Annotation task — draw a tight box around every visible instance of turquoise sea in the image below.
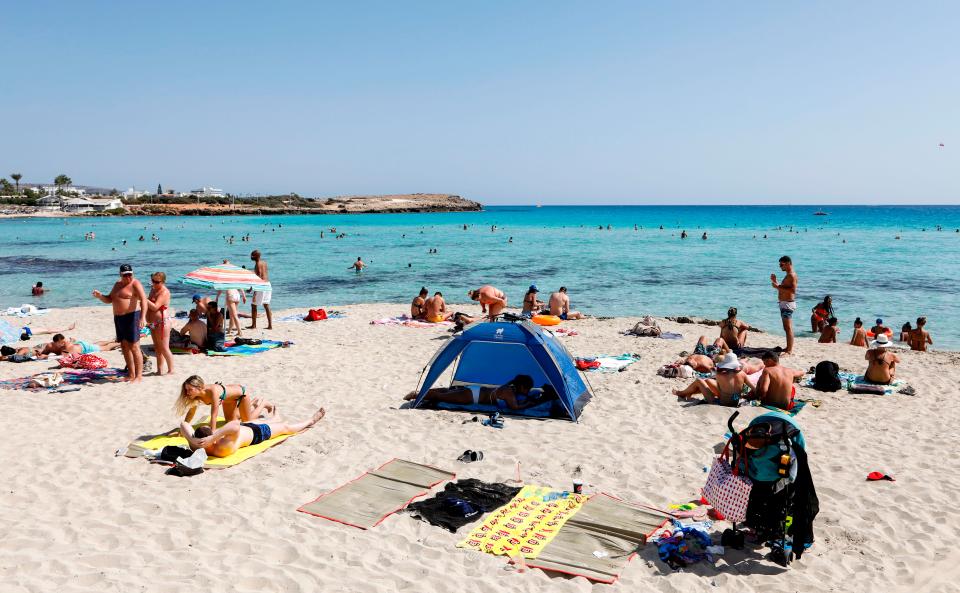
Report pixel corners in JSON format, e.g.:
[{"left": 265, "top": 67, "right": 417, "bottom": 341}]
[{"left": 2, "top": 205, "right": 959, "bottom": 348}]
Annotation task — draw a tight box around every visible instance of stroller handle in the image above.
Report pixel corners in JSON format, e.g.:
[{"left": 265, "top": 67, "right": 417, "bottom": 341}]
[{"left": 727, "top": 411, "right": 740, "bottom": 436}]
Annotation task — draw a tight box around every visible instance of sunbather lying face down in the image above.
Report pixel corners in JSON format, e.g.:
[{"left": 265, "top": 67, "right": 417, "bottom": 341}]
[
  {"left": 180, "top": 407, "right": 325, "bottom": 458},
  {"left": 405, "top": 374, "right": 553, "bottom": 410},
  {"left": 176, "top": 375, "right": 278, "bottom": 432}
]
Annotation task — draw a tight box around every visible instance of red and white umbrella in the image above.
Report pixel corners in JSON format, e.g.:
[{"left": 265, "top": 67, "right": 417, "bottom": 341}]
[{"left": 181, "top": 263, "right": 271, "bottom": 292}]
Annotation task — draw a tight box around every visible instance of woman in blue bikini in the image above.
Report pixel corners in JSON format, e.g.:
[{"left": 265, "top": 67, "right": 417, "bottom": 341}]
[{"left": 175, "top": 375, "right": 278, "bottom": 431}]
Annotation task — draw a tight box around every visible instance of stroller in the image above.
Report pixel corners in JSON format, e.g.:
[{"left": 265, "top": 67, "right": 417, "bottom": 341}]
[{"left": 719, "top": 411, "right": 819, "bottom": 566}]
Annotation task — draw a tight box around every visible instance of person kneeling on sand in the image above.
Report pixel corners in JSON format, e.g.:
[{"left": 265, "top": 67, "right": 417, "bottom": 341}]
[
  {"left": 424, "top": 291, "right": 454, "bottom": 323},
  {"left": 818, "top": 317, "right": 839, "bottom": 343},
  {"left": 754, "top": 351, "right": 806, "bottom": 410},
  {"left": 865, "top": 334, "right": 899, "bottom": 384},
  {"left": 406, "top": 374, "right": 549, "bottom": 410},
  {"left": 176, "top": 375, "right": 278, "bottom": 432},
  {"left": 672, "top": 353, "right": 754, "bottom": 406},
  {"left": 180, "top": 407, "right": 326, "bottom": 458},
  {"left": 175, "top": 309, "right": 207, "bottom": 349}
]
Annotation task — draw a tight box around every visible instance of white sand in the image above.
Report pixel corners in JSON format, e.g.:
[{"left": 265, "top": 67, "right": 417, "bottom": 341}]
[{"left": 1, "top": 304, "right": 958, "bottom": 592}]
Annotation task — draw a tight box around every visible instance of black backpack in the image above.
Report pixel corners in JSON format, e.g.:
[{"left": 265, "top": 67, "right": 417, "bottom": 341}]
[{"left": 812, "top": 360, "right": 842, "bottom": 392}]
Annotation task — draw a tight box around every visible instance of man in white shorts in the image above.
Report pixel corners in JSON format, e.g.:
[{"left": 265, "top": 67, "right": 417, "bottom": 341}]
[
  {"left": 248, "top": 250, "right": 273, "bottom": 330},
  {"left": 770, "top": 255, "right": 797, "bottom": 355}
]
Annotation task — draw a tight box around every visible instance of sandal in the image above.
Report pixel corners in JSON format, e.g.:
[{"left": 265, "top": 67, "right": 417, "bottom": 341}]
[{"left": 457, "top": 450, "right": 484, "bottom": 463}]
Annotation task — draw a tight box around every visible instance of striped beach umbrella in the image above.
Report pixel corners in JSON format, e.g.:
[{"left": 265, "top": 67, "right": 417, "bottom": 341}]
[{"left": 181, "top": 263, "right": 271, "bottom": 292}]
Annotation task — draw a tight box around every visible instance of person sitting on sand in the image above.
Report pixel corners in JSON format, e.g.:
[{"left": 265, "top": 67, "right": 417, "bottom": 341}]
[
  {"left": 548, "top": 287, "right": 584, "bottom": 320},
  {"left": 405, "top": 375, "right": 545, "bottom": 410},
  {"left": 870, "top": 318, "right": 890, "bottom": 338},
  {"left": 521, "top": 285, "right": 541, "bottom": 318},
  {"left": 176, "top": 375, "right": 278, "bottom": 432},
  {"left": 423, "top": 291, "right": 453, "bottom": 323},
  {"left": 179, "top": 407, "right": 326, "bottom": 458},
  {"left": 811, "top": 296, "right": 833, "bottom": 332},
  {"left": 468, "top": 285, "right": 508, "bottom": 320},
  {"left": 205, "top": 301, "right": 226, "bottom": 352},
  {"left": 411, "top": 287, "right": 428, "bottom": 319},
  {"left": 909, "top": 317, "right": 933, "bottom": 352},
  {"left": 672, "top": 353, "right": 753, "bottom": 407},
  {"left": 899, "top": 321, "right": 912, "bottom": 343},
  {"left": 865, "top": 334, "right": 900, "bottom": 384},
  {"left": 31, "top": 281, "right": 45, "bottom": 296},
  {"left": 850, "top": 317, "right": 868, "bottom": 347},
  {"left": 176, "top": 309, "right": 207, "bottom": 349},
  {"left": 719, "top": 307, "right": 749, "bottom": 350},
  {"left": 754, "top": 351, "right": 805, "bottom": 410},
  {"left": 818, "top": 317, "right": 839, "bottom": 343}
]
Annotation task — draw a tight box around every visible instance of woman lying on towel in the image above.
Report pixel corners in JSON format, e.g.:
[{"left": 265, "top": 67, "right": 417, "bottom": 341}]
[
  {"left": 406, "top": 374, "right": 554, "bottom": 410},
  {"left": 176, "top": 375, "right": 278, "bottom": 431}
]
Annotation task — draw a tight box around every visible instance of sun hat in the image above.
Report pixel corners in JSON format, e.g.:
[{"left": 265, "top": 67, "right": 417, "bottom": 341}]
[
  {"left": 871, "top": 334, "right": 892, "bottom": 348},
  {"left": 119, "top": 263, "right": 133, "bottom": 275},
  {"left": 529, "top": 285, "right": 539, "bottom": 292},
  {"left": 716, "top": 352, "right": 741, "bottom": 370}
]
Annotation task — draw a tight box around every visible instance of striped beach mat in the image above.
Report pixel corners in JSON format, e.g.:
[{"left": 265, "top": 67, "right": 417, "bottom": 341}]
[{"left": 298, "top": 459, "right": 455, "bottom": 529}]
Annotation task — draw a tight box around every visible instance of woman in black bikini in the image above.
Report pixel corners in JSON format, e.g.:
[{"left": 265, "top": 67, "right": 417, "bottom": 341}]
[{"left": 175, "top": 375, "right": 277, "bottom": 431}]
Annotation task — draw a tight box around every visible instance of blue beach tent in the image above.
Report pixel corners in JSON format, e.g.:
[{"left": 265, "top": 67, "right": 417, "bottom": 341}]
[{"left": 412, "top": 320, "right": 592, "bottom": 421}]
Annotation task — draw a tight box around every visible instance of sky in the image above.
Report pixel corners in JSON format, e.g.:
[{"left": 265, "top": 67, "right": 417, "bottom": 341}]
[{"left": 0, "top": 1, "right": 957, "bottom": 204}]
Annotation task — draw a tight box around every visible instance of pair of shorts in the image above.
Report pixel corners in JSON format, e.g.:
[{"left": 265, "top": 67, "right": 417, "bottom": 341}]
[
  {"left": 428, "top": 315, "right": 444, "bottom": 323},
  {"left": 778, "top": 301, "right": 797, "bottom": 319},
  {"left": 76, "top": 340, "right": 100, "bottom": 354},
  {"left": 206, "top": 332, "right": 225, "bottom": 352},
  {"left": 694, "top": 343, "right": 719, "bottom": 357},
  {"left": 253, "top": 290, "right": 272, "bottom": 306},
  {"left": 114, "top": 311, "right": 141, "bottom": 343},
  {"left": 241, "top": 422, "right": 272, "bottom": 446},
  {"left": 559, "top": 313, "right": 568, "bottom": 320}
]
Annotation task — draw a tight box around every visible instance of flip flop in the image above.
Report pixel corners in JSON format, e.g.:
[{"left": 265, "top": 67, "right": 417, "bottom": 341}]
[
  {"left": 866, "top": 471, "right": 895, "bottom": 481},
  {"left": 457, "top": 450, "right": 484, "bottom": 463}
]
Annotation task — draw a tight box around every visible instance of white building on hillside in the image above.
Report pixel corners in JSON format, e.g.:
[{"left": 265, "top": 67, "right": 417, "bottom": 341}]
[
  {"left": 39, "top": 185, "right": 86, "bottom": 196},
  {"left": 123, "top": 187, "right": 150, "bottom": 199},
  {"left": 61, "top": 197, "right": 123, "bottom": 213},
  {"left": 182, "top": 186, "right": 225, "bottom": 198}
]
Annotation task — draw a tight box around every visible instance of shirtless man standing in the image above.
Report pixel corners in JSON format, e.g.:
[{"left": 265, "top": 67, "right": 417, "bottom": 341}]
[
  {"left": 770, "top": 255, "right": 797, "bottom": 354},
  {"left": 92, "top": 264, "right": 148, "bottom": 383},
  {"left": 754, "top": 351, "right": 805, "bottom": 410},
  {"left": 248, "top": 250, "right": 272, "bottom": 330},
  {"left": 909, "top": 317, "right": 933, "bottom": 352},
  {"left": 865, "top": 334, "right": 900, "bottom": 383},
  {"left": 548, "top": 287, "right": 584, "bottom": 320},
  {"left": 179, "top": 407, "right": 325, "bottom": 458},
  {"left": 411, "top": 287, "right": 428, "bottom": 319},
  {"left": 423, "top": 291, "right": 453, "bottom": 323},
  {"left": 468, "top": 285, "right": 507, "bottom": 320}
]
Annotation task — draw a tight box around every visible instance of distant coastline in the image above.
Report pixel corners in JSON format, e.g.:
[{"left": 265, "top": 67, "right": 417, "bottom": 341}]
[{"left": 0, "top": 194, "right": 482, "bottom": 218}]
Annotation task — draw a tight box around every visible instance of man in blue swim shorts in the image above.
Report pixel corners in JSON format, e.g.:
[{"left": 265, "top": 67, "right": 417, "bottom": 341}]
[
  {"left": 178, "top": 406, "right": 326, "bottom": 458},
  {"left": 93, "top": 264, "right": 149, "bottom": 382},
  {"left": 770, "top": 255, "right": 798, "bottom": 355}
]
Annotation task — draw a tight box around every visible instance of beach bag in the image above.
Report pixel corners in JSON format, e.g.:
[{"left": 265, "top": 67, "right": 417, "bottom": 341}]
[
  {"left": 575, "top": 358, "right": 601, "bottom": 371},
  {"left": 306, "top": 308, "right": 327, "bottom": 322},
  {"left": 702, "top": 444, "right": 753, "bottom": 523},
  {"left": 811, "top": 361, "right": 841, "bottom": 392},
  {"left": 629, "top": 316, "right": 661, "bottom": 337}
]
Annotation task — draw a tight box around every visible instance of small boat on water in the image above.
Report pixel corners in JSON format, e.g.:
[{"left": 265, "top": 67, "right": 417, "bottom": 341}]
[{"left": 813, "top": 210, "right": 828, "bottom": 216}]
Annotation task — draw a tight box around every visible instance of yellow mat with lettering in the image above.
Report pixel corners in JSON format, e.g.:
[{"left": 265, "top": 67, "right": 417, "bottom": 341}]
[
  {"left": 129, "top": 418, "right": 291, "bottom": 468},
  {"left": 457, "top": 485, "right": 587, "bottom": 559}
]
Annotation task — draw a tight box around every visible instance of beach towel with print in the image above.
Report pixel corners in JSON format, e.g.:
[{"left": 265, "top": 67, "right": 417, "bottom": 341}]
[
  {"left": 126, "top": 417, "right": 293, "bottom": 468},
  {"left": 458, "top": 485, "right": 588, "bottom": 559},
  {"left": 207, "top": 340, "right": 289, "bottom": 356},
  {"left": 299, "top": 459, "right": 455, "bottom": 529},
  {"left": 370, "top": 315, "right": 453, "bottom": 328},
  {"left": 575, "top": 354, "right": 638, "bottom": 373}
]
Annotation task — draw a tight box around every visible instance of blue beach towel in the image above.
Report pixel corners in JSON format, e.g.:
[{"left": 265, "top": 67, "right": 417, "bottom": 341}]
[{"left": 207, "top": 340, "right": 290, "bottom": 356}]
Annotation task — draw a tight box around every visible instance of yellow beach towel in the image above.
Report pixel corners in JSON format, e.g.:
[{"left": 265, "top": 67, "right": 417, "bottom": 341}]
[
  {"left": 128, "top": 418, "right": 291, "bottom": 468},
  {"left": 457, "top": 485, "right": 587, "bottom": 559}
]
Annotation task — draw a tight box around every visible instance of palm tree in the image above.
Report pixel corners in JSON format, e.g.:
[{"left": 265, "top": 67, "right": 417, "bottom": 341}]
[
  {"left": 10, "top": 173, "right": 22, "bottom": 194},
  {"left": 54, "top": 174, "right": 72, "bottom": 194}
]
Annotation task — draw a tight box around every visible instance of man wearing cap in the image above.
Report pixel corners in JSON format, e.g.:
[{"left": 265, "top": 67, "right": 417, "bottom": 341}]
[
  {"left": 870, "top": 318, "right": 890, "bottom": 338},
  {"left": 770, "top": 255, "right": 797, "bottom": 354},
  {"left": 92, "top": 264, "right": 149, "bottom": 383},
  {"left": 672, "top": 352, "right": 754, "bottom": 407},
  {"left": 191, "top": 294, "right": 211, "bottom": 318},
  {"left": 865, "top": 334, "right": 899, "bottom": 384},
  {"left": 521, "top": 285, "right": 542, "bottom": 318}
]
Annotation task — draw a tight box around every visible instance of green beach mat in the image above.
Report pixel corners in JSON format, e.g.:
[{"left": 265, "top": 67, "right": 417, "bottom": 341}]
[{"left": 298, "top": 459, "right": 455, "bottom": 529}]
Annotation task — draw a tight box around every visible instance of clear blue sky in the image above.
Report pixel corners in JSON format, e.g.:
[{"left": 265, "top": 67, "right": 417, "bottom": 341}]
[{"left": 1, "top": 1, "right": 956, "bottom": 204}]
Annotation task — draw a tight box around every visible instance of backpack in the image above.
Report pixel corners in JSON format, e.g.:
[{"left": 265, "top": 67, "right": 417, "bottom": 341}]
[{"left": 811, "top": 360, "right": 842, "bottom": 392}]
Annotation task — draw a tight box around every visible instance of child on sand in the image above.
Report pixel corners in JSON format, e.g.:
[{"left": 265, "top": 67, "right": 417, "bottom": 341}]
[
  {"left": 176, "top": 375, "right": 277, "bottom": 432},
  {"left": 909, "top": 317, "right": 933, "bottom": 352},
  {"left": 818, "top": 317, "right": 838, "bottom": 343},
  {"left": 850, "top": 318, "right": 868, "bottom": 347}
]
